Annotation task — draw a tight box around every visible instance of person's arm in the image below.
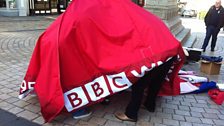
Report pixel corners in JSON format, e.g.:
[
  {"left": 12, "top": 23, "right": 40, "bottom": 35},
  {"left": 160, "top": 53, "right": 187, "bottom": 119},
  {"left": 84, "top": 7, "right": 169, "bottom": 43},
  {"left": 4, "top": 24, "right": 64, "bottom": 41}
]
[
  {"left": 204, "top": 6, "right": 213, "bottom": 26},
  {"left": 218, "top": 7, "right": 224, "bottom": 28}
]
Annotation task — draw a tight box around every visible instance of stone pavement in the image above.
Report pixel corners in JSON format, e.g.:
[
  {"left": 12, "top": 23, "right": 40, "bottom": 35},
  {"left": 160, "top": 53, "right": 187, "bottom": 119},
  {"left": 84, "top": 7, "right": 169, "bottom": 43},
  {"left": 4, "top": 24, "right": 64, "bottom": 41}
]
[
  {"left": 0, "top": 16, "right": 224, "bottom": 126},
  {"left": 0, "top": 109, "right": 40, "bottom": 126}
]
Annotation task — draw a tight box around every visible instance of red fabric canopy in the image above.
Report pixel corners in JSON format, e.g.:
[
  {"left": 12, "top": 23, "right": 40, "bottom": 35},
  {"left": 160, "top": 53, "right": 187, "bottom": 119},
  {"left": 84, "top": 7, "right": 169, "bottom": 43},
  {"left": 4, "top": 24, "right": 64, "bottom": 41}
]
[{"left": 19, "top": 0, "right": 185, "bottom": 122}]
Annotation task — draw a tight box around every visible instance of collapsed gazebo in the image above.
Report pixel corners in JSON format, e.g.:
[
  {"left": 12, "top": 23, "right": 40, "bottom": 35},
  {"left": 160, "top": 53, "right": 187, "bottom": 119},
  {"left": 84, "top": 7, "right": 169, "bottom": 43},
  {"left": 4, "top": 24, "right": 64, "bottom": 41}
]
[{"left": 19, "top": 0, "right": 185, "bottom": 122}]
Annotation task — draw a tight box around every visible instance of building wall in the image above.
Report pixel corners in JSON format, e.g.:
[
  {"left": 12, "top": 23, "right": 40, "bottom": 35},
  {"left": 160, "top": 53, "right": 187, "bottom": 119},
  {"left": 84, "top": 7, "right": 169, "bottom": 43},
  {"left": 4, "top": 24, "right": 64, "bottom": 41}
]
[
  {"left": 4, "top": 0, "right": 209, "bottom": 17},
  {"left": 0, "top": 0, "right": 29, "bottom": 16},
  {"left": 0, "top": 0, "right": 145, "bottom": 16}
]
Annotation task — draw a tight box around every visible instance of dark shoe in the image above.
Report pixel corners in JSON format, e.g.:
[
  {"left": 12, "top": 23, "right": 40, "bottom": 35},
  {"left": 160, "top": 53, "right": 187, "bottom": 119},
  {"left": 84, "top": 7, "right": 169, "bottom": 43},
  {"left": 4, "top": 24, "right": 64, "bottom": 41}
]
[
  {"left": 72, "top": 109, "right": 92, "bottom": 119},
  {"left": 211, "top": 49, "right": 214, "bottom": 52},
  {"left": 101, "top": 98, "right": 110, "bottom": 105},
  {"left": 115, "top": 112, "right": 137, "bottom": 122}
]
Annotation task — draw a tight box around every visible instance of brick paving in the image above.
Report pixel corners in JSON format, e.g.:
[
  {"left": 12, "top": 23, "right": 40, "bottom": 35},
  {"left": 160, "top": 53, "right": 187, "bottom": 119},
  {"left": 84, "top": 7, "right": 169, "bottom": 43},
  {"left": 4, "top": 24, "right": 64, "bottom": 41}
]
[{"left": 0, "top": 16, "right": 224, "bottom": 126}]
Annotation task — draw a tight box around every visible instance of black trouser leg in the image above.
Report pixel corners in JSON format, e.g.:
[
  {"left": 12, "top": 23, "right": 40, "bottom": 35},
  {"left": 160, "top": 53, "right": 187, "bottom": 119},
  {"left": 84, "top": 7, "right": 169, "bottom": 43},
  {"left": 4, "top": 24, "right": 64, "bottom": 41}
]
[
  {"left": 125, "top": 57, "right": 175, "bottom": 119},
  {"left": 125, "top": 78, "right": 146, "bottom": 120},
  {"left": 202, "top": 26, "right": 213, "bottom": 50},
  {"left": 144, "top": 58, "right": 174, "bottom": 112},
  {"left": 211, "top": 28, "right": 220, "bottom": 50}
]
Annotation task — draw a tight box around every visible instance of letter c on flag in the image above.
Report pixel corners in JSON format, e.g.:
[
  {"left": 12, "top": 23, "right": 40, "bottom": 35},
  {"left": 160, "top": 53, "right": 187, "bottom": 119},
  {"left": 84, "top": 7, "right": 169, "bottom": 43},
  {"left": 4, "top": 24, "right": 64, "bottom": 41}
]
[{"left": 113, "top": 77, "right": 127, "bottom": 88}]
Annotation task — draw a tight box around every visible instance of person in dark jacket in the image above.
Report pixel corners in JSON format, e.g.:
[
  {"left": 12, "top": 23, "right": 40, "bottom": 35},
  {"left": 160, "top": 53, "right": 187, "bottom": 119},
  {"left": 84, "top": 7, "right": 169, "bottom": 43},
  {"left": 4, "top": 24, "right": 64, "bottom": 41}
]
[{"left": 202, "top": 0, "right": 224, "bottom": 52}]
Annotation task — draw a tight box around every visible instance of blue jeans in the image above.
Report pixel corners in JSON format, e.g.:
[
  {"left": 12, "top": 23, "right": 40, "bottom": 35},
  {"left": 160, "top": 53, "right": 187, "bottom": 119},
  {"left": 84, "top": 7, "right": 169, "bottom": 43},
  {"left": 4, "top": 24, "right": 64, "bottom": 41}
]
[{"left": 202, "top": 26, "right": 220, "bottom": 50}]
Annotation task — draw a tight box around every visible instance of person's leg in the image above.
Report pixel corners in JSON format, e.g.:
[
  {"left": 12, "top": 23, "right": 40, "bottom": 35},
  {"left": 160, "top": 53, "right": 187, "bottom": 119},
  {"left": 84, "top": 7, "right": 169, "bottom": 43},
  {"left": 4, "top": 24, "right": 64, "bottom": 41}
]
[
  {"left": 115, "top": 69, "right": 152, "bottom": 121},
  {"left": 115, "top": 57, "right": 175, "bottom": 121},
  {"left": 202, "top": 26, "right": 213, "bottom": 51},
  {"left": 211, "top": 28, "right": 220, "bottom": 51},
  {"left": 144, "top": 57, "right": 175, "bottom": 112},
  {"left": 124, "top": 79, "right": 147, "bottom": 120}
]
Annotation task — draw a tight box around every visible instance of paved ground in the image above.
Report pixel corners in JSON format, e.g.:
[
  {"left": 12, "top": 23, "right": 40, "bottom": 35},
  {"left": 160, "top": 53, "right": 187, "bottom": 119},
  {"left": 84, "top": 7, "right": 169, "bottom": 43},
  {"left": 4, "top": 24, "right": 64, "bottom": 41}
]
[
  {"left": 0, "top": 109, "right": 40, "bottom": 126},
  {"left": 0, "top": 16, "right": 224, "bottom": 126}
]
